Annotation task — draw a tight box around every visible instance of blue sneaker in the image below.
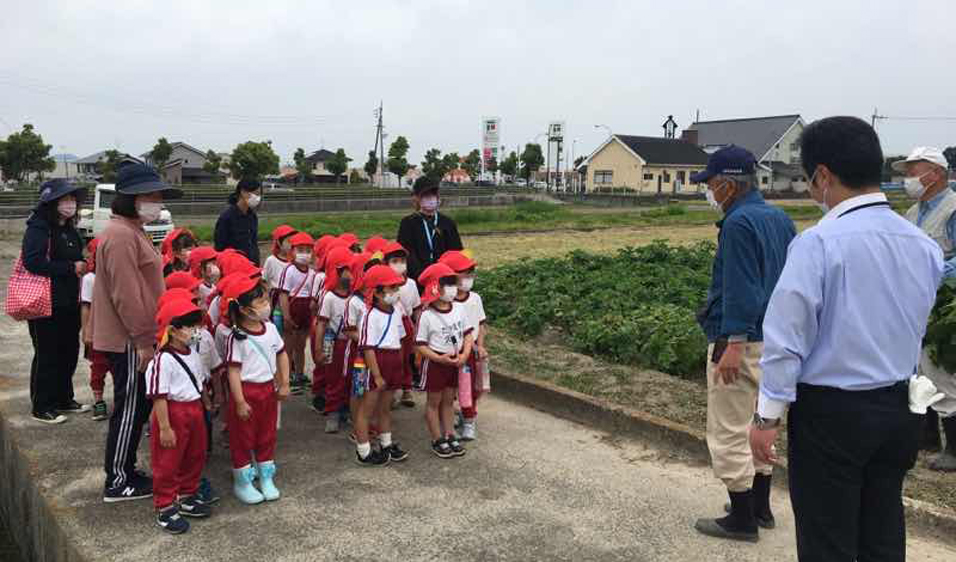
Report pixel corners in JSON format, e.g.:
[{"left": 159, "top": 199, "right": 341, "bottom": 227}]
[
  {"left": 157, "top": 505, "right": 189, "bottom": 534},
  {"left": 196, "top": 477, "right": 220, "bottom": 506}
]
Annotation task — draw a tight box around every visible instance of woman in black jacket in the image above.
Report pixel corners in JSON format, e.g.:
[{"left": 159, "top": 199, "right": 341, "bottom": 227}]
[
  {"left": 22, "top": 179, "right": 90, "bottom": 424},
  {"left": 214, "top": 179, "right": 261, "bottom": 265},
  {"left": 396, "top": 176, "right": 463, "bottom": 282}
]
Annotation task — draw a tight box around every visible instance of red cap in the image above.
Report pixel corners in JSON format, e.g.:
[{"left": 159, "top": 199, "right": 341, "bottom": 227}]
[
  {"left": 418, "top": 262, "right": 456, "bottom": 306},
  {"left": 158, "top": 288, "right": 199, "bottom": 311},
  {"left": 289, "top": 231, "right": 315, "bottom": 248},
  {"left": 160, "top": 228, "right": 195, "bottom": 258},
  {"left": 338, "top": 232, "right": 359, "bottom": 248},
  {"left": 362, "top": 264, "right": 404, "bottom": 290},
  {"left": 349, "top": 252, "right": 374, "bottom": 291},
  {"left": 438, "top": 250, "right": 476, "bottom": 273},
  {"left": 86, "top": 238, "right": 100, "bottom": 273},
  {"left": 364, "top": 236, "right": 389, "bottom": 255},
  {"left": 223, "top": 275, "right": 261, "bottom": 302},
  {"left": 218, "top": 252, "right": 255, "bottom": 278},
  {"left": 165, "top": 271, "right": 201, "bottom": 292},
  {"left": 272, "top": 224, "right": 297, "bottom": 241},
  {"left": 323, "top": 246, "right": 354, "bottom": 291},
  {"left": 188, "top": 246, "right": 218, "bottom": 278},
  {"left": 382, "top": 241, "right": 407, "bottom": 259},
  {"left": 155, "top": 297, "right": 201, "bottom": 344}
]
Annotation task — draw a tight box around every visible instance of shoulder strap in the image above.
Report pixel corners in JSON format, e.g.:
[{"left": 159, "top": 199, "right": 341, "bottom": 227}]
[
  {"left": 241, "top": 330, "right": 277, "bottom": 375},
  {"left": 376, "top": 311, "right": 393, "bottom": 348},
  {"left": 166, "top": 350, "right": 203, "bottom": 396}
]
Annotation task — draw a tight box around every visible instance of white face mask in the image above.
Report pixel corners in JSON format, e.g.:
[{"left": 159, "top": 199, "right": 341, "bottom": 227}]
[
  {"left": 383, "top": 291, "right": 401, "bottom": 306},
  {"left": 807, "top": 169, "right": 829, "bottom": 214},
  {"left": 246, "top": 193, "right": 261, "bottom": 209},
  {"left": 458, "top": 276, "right": 475, "bottom": 292},
  {"left": 420, "top": 195, "right": 439, "bottom": 212},
  {"left": 205, "top": 264, "right": 221, "bottom": 284},
  {"left": 295, "top": 252, "right": 311, "bottom": 265},
  {"left": 389, "top": 261, "right": 407, "bottom": 276},
  {"left": 903, "top": 172, "right": 931, "bottom": 200},
  {"left": 440, "top": 285, "right": 457, "bottom": 302},
  {"left": 57, "top": 199, "right": 77, "bottom": 218},
  {"left": 137, "top": 201, "right": 164, "bottom": 223}
]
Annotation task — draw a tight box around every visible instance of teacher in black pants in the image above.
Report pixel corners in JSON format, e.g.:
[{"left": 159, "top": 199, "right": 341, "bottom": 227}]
[
  {"left": 396, "top": 176, "right": 463, "bottom": 282},
  {"left": 22, "top": 179, "right": 89, "bottom": 424}
]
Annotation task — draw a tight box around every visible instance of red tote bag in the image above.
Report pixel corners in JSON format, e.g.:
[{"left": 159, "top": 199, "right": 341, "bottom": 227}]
[{"left": 5, "top": 253, "right": 52, "bottom": 321}]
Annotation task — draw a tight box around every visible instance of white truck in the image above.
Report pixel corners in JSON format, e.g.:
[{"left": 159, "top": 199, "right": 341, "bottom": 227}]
[{"left": 77, "top": 183, "right": 175, "bottom": 245}]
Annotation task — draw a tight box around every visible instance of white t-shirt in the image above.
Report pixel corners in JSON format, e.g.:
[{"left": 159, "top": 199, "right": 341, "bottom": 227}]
[
  {"left": 310, "top": 272, "right": 327, "bottom": 300},
  {"left": 455, "top": 292, "right": 487, "bottom": 334},
  {"left": 416, "top": 304, "right": 472, "bottom": 355},
  {"left": 198, "top": 329, "right": 223, "bottom": 375},
  {"left": 359, "top": 305, "right": 406, "bottom": 350},
  {"left": 262, "top": 255, "right": 289, "bottom": 291},
  {"left": 398, "top": 278, "right": 420, "bottom": 317},
  {"left": 80, "top": 272, "right": 95, "bottom": 304},
  {"left": 345, "top": 294, "right": 366, "bottom": 333},
  {"left": 197, "top": 282, "right": 215, "bottom": 310},
  {"left": 146, "top": 347, "right": 206, "bottom": 402},
  {"left": 280, "top": 264, "right": 317, "bottom": 299},
  {"left": 208, "top": 295, "right": 222, "bottom": 327},
  {"left": 318, "top": 291, "right": 350, "bottom": 341},
  {"left": 225, "top": 322, "right": 285, "bottom": 383}
]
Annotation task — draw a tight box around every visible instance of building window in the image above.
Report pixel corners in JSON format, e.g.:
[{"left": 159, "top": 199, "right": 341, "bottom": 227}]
[
  {"left": 677, "top": 171, "right": 686, "bottom": 183},
  {"left": 663, "top": 172, "right": 671, "bottom": 183},
  {"left": 594, "top": 170, "right": 613, "bottom": 184},
  {"left": 643, "top": 173, "right": 654, "bottom": 180},
  {"left": 762, "top": 176, "right": 769, "bottom": 184},
  {"left": 790, "top": 142, "right": 799, "bottom": 152}
]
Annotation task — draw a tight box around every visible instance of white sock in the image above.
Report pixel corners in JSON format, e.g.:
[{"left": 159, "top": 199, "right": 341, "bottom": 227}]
[
  {"left": 357, "top": 442, "right": 371, "bottom": 459},
  {"left": 464, "top": 417, "right": 476, "bottom": 424},
  {"left": 379, "top": 432, "right": 393, "bottom": 448}
]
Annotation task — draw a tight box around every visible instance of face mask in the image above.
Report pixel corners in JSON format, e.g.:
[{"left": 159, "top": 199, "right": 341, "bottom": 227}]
[
  {"left": 383, "top": 291, "right": 401, "bottom": 305},
  {"left": 458, "top": 276, "right": 475, "bottom": 292},
  {"left": 390, "top": 261, "right": 407, "bottom": 276},
  {"left": 807, "top": 169, "right": 829, "bottom": 213},
  {"left": 420, "top": 196, "right": 439, "bottom": 212},
  {"left": 440, "top": 285, "right": 457, "bottom": 302},
  {"left": 903, "top": 173, "right": 930, "bottom": 200},
  {"left": 706, "top": 182, "right": 730, "bottom": 214},
  {"left": 137, "top": 201, "right": 164, "bottom": 223},
  {"left": 57, "top": 199, "right": 77, "bottom": 218},
  {"left": 246, "top": 193, "right": 261, "bottom": 209},
  {"left": 295, "top": 252, "right": 311, "bottom": 265},
  {"left": 205, "top": 264, "right": 221, "bottom": 284},
  {"left": 249, "top": 304, "right": 271, "bottom": 322}
]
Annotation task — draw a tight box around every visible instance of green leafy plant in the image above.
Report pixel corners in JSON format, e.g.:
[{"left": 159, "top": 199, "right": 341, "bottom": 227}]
[{"left": 924, "top": 277, "right": 956, "bottom": 372}]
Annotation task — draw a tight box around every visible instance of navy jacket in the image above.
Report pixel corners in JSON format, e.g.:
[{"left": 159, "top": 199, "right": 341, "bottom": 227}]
[
  {"left": 21, "top": 212, "right": 84, "bottom": 309},
  {"left": 701, "top": 190, "right": 796, "bottom": 343},
  {"left": 396, "top": 211, "right": 463, "bottom": 281},
  {"left": 214, "top": 197, "right": 260, "bottom": 266}
]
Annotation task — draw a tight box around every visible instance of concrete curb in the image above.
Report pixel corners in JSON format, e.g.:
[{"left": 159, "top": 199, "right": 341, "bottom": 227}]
[
  {"left": 0, "top": 410, "right": 84, "bottom": 562},
  {"left": 490, "top": 368, "right": 956, "bottom": 544}
]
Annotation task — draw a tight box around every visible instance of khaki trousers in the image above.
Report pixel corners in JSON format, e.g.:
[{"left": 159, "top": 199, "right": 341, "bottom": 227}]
[{"left": 706, "top": 342, "right": 773, "bottom": 492}]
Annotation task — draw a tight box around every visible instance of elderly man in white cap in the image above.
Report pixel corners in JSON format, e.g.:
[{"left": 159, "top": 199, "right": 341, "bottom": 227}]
[{"left": 894, "top": 146, "right": 956, "bottom": 471}]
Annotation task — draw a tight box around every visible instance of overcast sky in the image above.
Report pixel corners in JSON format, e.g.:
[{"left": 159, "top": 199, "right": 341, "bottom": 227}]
[{"left": 1, "top": 0, "right": 954, "bottom": 166}]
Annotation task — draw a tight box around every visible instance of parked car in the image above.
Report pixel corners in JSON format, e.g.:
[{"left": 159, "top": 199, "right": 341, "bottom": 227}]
[
  {"left": 474, "top": 180, "right": 495, "bottom": 187},
  {"left": 77, "top": 183, "right": 175, "bottom": 245},
  {"left": 515, "top": 178, "right": 527, "bottom": 187},
  {"left": 532, "top": 181, "right": 547, "bottom": 189}
]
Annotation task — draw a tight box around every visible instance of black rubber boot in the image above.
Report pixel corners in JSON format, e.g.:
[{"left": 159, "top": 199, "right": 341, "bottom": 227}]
[
  {"left": 696, "top": 490, "right": 759, "bottom": 543},
  {"left": 928, "top": 415, "right": 956, "bottom": 472},
  {"left": 752, "top": 473, "right": 776, "bottom": 529},
  {"left": 921, "top": 409, "right": 942, "bottom": 452}
]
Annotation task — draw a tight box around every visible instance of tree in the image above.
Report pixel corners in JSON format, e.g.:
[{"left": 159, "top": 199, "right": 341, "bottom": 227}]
[
  {"left": 500, "top": 151, "right": 518, "bottom": 178},
  {"left": 364, "top": 150, "right": 378, "bottom": 179},
  {"left": 387, "top": 136, "right": 411, "bottom": 186},
  {"left": 574, "top": 155, "right": 586, "bottom": 169},
  {"left": 349, "top": 169, "right": 363, "bottom": 185},
  {"left": 421, "top": 148, "right": 449, "bottom": 182},
  {"left": 443, "top": 152, "right": 460, "bottom": 181},
  {"left": 97, "top": 149, "right": 123, "bottom": 183},
  {"left": 326, "top": 148, "right": 350, "bottom": 184},
  {"left": 944, "top": 146, "right": 956, "bottom": 170},
  {"left": 227, "top": 140, "right": 280, "bottom": 181},
  {"left": 520, "top": 143, "right": 545, "bottom": 182},
  {"left": 461, "top": 149, "right": 481, "bottom": 181},
  {"left": 293, "top": 147, "right": 312, "bottom": 183},
  {"left": 150, "top": 137, "right": 173, "bottom": 170},
  {"left": 203, "top": 150, "right": 222, "bottom": 175},
  {"left": 487, "top": 156, "right": 498, "bottom": 175},
  {"left": 0, "top": 124, "right": 56, "bottom": 182}
]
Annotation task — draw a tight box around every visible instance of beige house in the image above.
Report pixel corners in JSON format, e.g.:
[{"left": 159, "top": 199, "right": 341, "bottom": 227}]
[{"left": 582, "top": 135, "right": 709, "bottom": 194}]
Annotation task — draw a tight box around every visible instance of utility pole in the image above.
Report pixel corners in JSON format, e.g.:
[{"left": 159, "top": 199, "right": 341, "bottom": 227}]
[
  {"left": 373, "top": 101, "right": 385, "bottom": 188},
  {"left": 871, "top": 107, "right": 886, "bottom": 129}
]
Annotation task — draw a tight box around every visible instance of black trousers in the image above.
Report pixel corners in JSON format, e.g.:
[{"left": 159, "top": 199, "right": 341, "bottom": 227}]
[
  {"left": 788, "top": 382, "right": 921, "bottom": 562},
  {"left": 27, "top": 305, "right": 81, "bottom": 414},
  {"left": 103, "top": 343, "right": 152, "bottom": 489}
]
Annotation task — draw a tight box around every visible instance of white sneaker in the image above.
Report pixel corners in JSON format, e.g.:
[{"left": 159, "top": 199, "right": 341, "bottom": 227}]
[{"left": 461, "top": 421, "right": 476, "bottom": 441}]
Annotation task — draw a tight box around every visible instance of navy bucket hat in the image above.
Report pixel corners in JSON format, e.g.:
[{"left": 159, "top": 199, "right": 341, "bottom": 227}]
[
  {"left": 115, "top": 163, "right": 183, "bottom": 199},
  {"left": 690, "top": 145, "right": 757, "bottom": 184},
  {"left": 38, "top": 179, "right": 86, "bottom": 204}
]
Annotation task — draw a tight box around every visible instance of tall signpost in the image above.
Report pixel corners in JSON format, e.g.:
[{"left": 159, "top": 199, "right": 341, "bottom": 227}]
[
  {"left": 481, "top": 117, "right": 501, "bottom": 183},
  {"left": 548, "top": 121, "right": 565, "bottom": 191}
]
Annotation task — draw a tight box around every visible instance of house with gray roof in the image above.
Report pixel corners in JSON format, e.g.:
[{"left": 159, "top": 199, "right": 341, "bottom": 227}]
[{"left": 581, "top": 135, "right": 709, "bottom": 193}]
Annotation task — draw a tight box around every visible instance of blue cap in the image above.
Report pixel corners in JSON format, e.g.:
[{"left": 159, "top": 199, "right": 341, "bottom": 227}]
[
  {"left": 690, "top": 145, "right": 756, "bottom": 184},
  {"left": 38, "top": 179, "right": 86, "bottom": 204},
  {"left": 115, "top": 163, "right": 182, "bottom": 198}
]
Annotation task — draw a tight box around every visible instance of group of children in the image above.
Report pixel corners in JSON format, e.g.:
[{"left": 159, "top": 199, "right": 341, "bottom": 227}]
[{"left": 79, "top": 225, "right": 490, "bottom": 534}]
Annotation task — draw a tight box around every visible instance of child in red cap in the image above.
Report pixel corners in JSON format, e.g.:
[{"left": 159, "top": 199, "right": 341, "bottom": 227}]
[
  {"left": 223, "top": 276, "right": 290, "bottom": 505},
  {"left": 383, "top": 241, "right": 421, "bottom": 408},
  {"left": 161, "top": 228, "right": 198, "bottom": 276},
  {"left": 278, "top": 231, "right": 317, "bottom": 394},
  {"left": 314, "top": 246, "right": 354, "bottom": 432},
  {"left": 80, "top": 238, "right": 111, "bottom": 421},
  {"left": 416, "top": 263, "right": 473, "bottom": 458},
  {"left": 187, "top": 246, "right": 220, "bottom": 310},
  {"left": 147, "top": 298, "right": 214, "bottom": 534},
  {"left": 263, "top": 225, "right": 297, "bottom": 329},
  {"left": 358, "top": 264, "right": 411, "bottom": 465}
]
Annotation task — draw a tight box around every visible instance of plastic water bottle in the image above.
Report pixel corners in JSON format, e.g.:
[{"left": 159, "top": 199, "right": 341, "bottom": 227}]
[
  {"left": 323, "top": 330, "right": 334, "bottom": 364},
  {"left": 458, "top": 364, "right": 473, "bottom": 409},
  {"left": 479, "top": 358, "right": 491, "bottom": 392}
]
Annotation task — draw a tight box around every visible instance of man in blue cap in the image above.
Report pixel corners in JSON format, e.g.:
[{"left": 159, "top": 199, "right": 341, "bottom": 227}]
[
  {"left": 91, "top": 162, "right": 182, "bottom": 503},
  {"left": 692, "top": 145, "right": 796, "bottom": 542}
]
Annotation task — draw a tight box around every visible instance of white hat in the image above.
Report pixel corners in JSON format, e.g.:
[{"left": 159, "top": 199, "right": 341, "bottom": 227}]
[{"left": 892, "top": 146, "right": 948, "bottom": 172}]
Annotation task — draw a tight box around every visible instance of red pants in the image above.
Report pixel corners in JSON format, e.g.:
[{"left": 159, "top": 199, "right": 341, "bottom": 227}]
[
  {"left": 324, "top": 339, "right": 350, "bottom": 414},
  {"left": 85, "top": 344, "right": 111, "bottom": 394},
  {"left": 150, "top": 400, "right": 207, "bottom": 510},
  {"left": 375, "top": 349, "right": 405, "bottom": 391},
  {"left": 289, "top": 297, "right": 313, "bottom": 331},
  {"left": 420, "top": 357, "right": 458, "bottom": 393},
  {"left": 227, "top": 381, "right": 278, "bottom": 469},
  {"left": 461, "top": 353, "right": 484, "bottom": 418}
]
